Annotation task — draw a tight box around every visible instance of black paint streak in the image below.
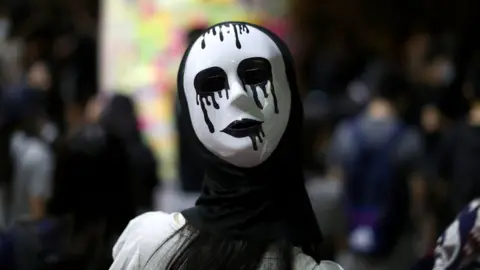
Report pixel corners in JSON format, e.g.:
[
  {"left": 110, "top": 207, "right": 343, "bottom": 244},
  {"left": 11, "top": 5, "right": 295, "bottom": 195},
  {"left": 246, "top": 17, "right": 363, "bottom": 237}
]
[
  {"left": 248, "top": 85, "right": 262, "bottom": 109},
  {"left": 194, "top": 67, "right": 230, "bottom": 133},
  {"left": 237, "top": 57, "right": 279, "bottom": 114},
  {"left": 249, "top": 125, "right": 265, "bottom": 151},
  {"left": 244, "top": 80, "right": 278, "bottom": 113},
  {"left": 196, "top": 87, "right": 230, "bottom": 133},
  {"left": 200, "top": 23, "right": 250, "bottom": 50},
  {"left": 269, "top": 81, "right": 279, "bottom": 114}
]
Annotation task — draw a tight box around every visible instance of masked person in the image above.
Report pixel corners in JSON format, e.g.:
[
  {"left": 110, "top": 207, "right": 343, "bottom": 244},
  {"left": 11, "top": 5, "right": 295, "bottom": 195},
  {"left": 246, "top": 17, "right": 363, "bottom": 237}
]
[
  {"left": 411, "top": 198, "right": 480, "bottom": 270},
  {"left": 110, "top": 21, "right": 342, "bottom": 270}
]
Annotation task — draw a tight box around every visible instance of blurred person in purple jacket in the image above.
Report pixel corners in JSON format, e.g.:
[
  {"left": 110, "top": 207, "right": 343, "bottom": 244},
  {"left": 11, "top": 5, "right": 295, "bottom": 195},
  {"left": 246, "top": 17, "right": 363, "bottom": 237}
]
[{"left": 328, "top": 70, "right": 427, "bottom": 270}]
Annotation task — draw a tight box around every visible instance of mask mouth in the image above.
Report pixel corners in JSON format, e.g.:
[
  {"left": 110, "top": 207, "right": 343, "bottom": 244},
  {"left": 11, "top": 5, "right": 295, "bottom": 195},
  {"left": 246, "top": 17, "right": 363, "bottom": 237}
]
[{"left": 222, "top": 118, "right": 263, "bottom": 138}]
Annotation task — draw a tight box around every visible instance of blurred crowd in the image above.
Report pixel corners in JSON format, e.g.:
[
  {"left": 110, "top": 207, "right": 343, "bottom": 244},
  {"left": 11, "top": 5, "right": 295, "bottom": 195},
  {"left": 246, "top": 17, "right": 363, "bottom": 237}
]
[
  {"left": 300, "top": 28, "right": 480, "bottom": 269},
  {"left": 0, "top": 0, "right": 479, "bottom": 269},
  {"left": 297, "top": 20, "right": 480, "bottom": 270},
  {"left": 0, "top": 1, "right": 159, "bottom": 269}
]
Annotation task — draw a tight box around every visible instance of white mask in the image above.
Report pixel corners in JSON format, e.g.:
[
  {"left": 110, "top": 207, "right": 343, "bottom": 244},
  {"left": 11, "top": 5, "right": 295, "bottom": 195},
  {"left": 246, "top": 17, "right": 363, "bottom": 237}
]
[{"left": 181, "top": 22, "right": 291, "bottom": 168}]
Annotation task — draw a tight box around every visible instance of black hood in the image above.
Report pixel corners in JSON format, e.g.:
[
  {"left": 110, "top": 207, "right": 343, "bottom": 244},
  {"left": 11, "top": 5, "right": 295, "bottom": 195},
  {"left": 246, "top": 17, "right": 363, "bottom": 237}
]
[
  {"left": 177, "top": 21, "right": 323, "bottom": 262},
  {"left": 100, "top": 94, "right": 141, "bottom": 144}
]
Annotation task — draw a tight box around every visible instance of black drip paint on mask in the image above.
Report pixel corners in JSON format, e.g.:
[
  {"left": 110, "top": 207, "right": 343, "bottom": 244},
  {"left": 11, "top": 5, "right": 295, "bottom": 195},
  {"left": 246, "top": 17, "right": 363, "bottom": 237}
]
[
  {"left": 249, "top": 125, "right": 265, "bottom": 151},
  {"left": 196, "top": 78, "right": 278, "bottom": 150},
  {"left": 201, "top": 23, "right": 250, "bottom": 49},
  {"left": 195, "top": 66, "right": 279, "bottom": 152},
  {"left": 244, "top": 81, "right": 279, "bottom": 114},
  {"left": 196, "top": 87, "right": 230, "bottom": 133}
]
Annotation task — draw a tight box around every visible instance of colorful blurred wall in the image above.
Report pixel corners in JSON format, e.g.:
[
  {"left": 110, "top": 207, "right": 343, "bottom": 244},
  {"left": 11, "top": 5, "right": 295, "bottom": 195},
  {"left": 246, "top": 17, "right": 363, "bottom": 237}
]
[{"left": 100, "top": 0, "right": 289, "bottom": 181}]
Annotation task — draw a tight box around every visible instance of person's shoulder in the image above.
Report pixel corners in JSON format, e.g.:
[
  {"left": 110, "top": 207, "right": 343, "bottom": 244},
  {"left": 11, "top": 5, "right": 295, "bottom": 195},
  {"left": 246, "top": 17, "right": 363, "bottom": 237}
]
[
  {"left": 125, "top": 211, "right": 182, "bottom": 233},
  {"left": 294, "top": 252, "right": 344, "bottom": 270},
  {"left": 115, "top": 211, "right": 182, "bottom": 251},
  {"left": 111, "top": 211, "right": 183, "bottom": 269},
  {"left": 316, "top": 260, "right": 344, "bottom": 270}
]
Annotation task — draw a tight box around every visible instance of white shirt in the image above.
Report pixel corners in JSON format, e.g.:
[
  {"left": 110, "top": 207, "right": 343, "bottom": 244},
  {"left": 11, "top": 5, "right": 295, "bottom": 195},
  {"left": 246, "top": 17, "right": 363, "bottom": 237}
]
[
  {"left": 8, "top": 132, "right": 53, "bottom": 225},
  {"left": 110, "top": 211, "right": 343, "bottom": 270}
]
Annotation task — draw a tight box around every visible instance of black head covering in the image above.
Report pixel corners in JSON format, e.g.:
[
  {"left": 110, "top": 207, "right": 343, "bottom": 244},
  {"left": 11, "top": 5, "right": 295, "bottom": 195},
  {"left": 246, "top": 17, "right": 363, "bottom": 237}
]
[
  {"left": 177, "top": 22, "right": 323, "bottom": 262},
  {"left": 101, "top": 94, "right": 140, "bottom": 143}
]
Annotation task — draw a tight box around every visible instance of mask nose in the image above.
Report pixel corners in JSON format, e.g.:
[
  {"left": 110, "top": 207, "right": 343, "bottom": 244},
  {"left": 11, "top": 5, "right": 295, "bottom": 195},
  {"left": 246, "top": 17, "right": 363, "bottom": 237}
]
[{"left": 228, "top": 79, "right": 253, "bottom": 110}]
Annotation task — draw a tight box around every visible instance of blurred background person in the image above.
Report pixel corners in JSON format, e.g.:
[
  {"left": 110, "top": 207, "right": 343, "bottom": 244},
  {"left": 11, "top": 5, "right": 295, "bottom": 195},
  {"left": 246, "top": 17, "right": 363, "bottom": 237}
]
[
  {"left": 0, "top": 82, "right": 53, "bottom": 227},
  {"left": 48, "top": 94, "right": 133, "bottom": 269},
  {"left": 327, "top": 70, "right": 427, "bottom": 270},
  {"left": 99, "top": 93, "right": 159, "bottom": 214},
  {"left": 435, "top": 57, "right": 480, "bottom": 232}
]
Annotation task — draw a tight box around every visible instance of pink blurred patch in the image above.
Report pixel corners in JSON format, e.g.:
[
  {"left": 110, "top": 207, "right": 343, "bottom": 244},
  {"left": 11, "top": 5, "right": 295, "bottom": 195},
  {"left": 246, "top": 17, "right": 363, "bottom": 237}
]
[
  {"left": 155, "top": 54, "right": 169, "bottom": 69},
  {"left": 155, "top": 79, "right": 170, "bottom": 95},
  {"left": 139, "top": 0, "right": 156, "bottom": 18},
  {"left": 262, "top": 19, "right": 289, "bottom": 40},
  {"left": 137, "top": 116, "right": 148, "bottom": 130},
  {"left": 168, "top": 30, "right": 186, "bottom": 56}
]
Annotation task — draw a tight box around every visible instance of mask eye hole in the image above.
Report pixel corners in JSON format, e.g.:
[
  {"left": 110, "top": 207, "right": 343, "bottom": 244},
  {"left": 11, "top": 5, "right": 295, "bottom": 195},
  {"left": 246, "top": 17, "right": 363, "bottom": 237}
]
[
  {"left": 238, "top": 57, "right": 272, "bottom": 86},
  {"left": 194, "top": 67, "right": 228, "bottom": 94},
  {"left": 243, "top": 68, "right": 269, "bottom": 85},
  {"left": 202, "top": 76, "right": 226, "bottom": 92}
]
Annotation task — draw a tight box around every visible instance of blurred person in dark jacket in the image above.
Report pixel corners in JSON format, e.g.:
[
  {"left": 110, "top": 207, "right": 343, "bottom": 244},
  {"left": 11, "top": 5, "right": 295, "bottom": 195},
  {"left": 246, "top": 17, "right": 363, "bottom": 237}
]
[
  {"left": 51, "top": 36, "right": 135, "bottom": 248},
  {"left": 436, "top": 58, "right": 480, "bottom": 231},
  {"left": 403, "top": 32, "right": 457, "bottom": 135},
  {"left": 18, "top": 25, "right": 62, "bottom": 144},
  {"left": 49, "top": 94, "right": 135, "bottom": 269},
  {"left": 50, "top": 26, "right": 97, "bottom": 133},
  {"left": 403, "top": 32, "right": 459, "bottom": 130},
  {"left": 99, "top": 93, "right": 159, "bottom": 214},
  {"left": 418, "top": 35, "right": 457, "bottom": 172}
]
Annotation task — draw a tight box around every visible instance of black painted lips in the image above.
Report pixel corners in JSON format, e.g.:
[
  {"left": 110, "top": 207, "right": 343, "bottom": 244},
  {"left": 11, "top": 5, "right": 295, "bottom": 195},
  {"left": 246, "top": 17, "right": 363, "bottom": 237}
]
[{"left": 221, "top": 118, "right": 263, "bottom": 138}]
